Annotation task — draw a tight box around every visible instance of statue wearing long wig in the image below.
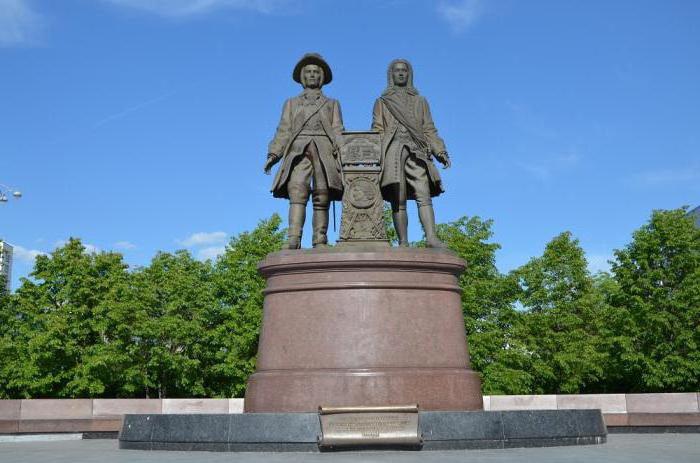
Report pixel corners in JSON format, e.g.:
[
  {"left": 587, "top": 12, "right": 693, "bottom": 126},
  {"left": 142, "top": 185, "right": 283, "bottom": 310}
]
[{"left": 371, "top": 59, "right": 451, "bottom": 248}]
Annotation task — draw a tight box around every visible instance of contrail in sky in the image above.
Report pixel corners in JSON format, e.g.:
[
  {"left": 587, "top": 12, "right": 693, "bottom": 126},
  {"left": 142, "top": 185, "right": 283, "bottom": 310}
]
[{"left": 92, "top": 90, "right": 177, "bottom": 129}]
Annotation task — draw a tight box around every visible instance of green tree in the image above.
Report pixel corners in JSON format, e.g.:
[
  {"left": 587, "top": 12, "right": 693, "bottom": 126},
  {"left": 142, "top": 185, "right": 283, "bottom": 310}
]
[
  {"left": 609, "top": 208, "right": 700, "bottom": 392},
  {"left": 512, "top": 232, "right": 608, "bottom": 394},
  {"left": 435, "top": 217, "right": 531, "bottom": 394},
  {"left": 589, "top": 271, "right": 635, "bottom": 392},
  {"left": 0, "top": 291, "right": 21, "bottom": 398},
  {"left": 2, "top": 239, "right": 132, "bottom": 397},
  {"left": 128, "top": 250, "right": 216, "bottom": 398},
  {"left": 211, "top": 214, "right": 285, "bottom": 397}
]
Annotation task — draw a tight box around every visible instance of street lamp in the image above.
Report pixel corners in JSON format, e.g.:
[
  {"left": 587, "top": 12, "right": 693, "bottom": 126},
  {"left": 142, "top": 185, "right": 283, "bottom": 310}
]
[{"left": 0, "top": 183, "right": 22, "bottom": 203}]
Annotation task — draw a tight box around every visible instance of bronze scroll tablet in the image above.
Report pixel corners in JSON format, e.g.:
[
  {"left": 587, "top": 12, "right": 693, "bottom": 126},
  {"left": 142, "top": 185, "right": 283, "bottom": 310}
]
[{"left": 318, "top": 405, "right": 421, "bottom": 449}]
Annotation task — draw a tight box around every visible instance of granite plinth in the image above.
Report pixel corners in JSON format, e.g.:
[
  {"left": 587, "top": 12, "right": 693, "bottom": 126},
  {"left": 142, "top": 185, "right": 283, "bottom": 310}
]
[
  {"left": 245, "top": 248, "right": 483, "bottom": 412},
  {"left": 118, "top": 409, "right": 607, "bottom": 451}
]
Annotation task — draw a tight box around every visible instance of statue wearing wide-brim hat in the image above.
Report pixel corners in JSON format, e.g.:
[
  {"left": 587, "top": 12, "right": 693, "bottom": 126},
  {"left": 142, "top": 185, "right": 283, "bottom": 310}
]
[
  {"left": 264, "top": 52, "right": 344, "bottom": 249},
  {"left": 292, "top": 53, "right": 333, "bottom": 85}
]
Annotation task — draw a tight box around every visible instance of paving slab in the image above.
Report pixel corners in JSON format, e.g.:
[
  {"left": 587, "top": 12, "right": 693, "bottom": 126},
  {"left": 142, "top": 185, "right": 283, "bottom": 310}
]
[
  {"left": 229, "top": 399, "right": 244, "bottom": 413},
  {"left": 604, "top": 413, "right": 629, "bottom": 426},
  {"left": 0, "top": 420, "right": 19, "bottom": 433},
  {"left": 162, "top": 399, "right": 229, "bottom": 414},
  {"left": 1, "top": 434, "right": 700, "bottom": 463},
  {"left": 0, "top": 401, "right": 21, "bottom": 420},
  {"left": 19, "top": 419, "right": 122, "bottom": 433},
  {"left": 20, "top": 399, "right": 92, "bottom": 420},
  {"left": 489, "top": 395, "right": 557, "bottom": 410},
  {"left": 627, "top": 413, "right": 700, "bottom": 426},
  {"left": 557, "top": 394, "right": 626, "bottom": 413},
  {"left": 626, "top": 393, "right": 699, "bottom": 413},
  {"left": 93, "top": 399, "right": 162, "bottom": 417}
]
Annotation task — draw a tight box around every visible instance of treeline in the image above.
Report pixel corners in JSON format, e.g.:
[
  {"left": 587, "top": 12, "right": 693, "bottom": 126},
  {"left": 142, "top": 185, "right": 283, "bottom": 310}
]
[{"left": 0, "top": 208, "right": 697, "bottom": 398}]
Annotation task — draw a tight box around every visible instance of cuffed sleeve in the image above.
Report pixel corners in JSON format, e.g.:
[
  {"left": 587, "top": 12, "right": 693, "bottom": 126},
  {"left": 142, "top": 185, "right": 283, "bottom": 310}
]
[
  {"left": 421, "top": 97, "right": 446, "bottom": 155},
  {"left": 268, "top": 99, "right": 293, "bottom": 156}
]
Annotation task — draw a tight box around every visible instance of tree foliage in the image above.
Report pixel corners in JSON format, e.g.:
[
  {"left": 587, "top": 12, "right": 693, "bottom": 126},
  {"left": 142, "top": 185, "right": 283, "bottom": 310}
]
[
  {"left": 436, "top": 217, "right": 531, "bottom": 394},
  {"left": 512, "top": 232, "right": 609, "bottom": 393},
  {"left": 0, "top": 215, "right": 284, "bottom": 398},
  {"left": 608, "top": 208, "right": 700, "bottom": 392},
  {"left": 0, "top": 208, "right": 697, "bottom": 397}
]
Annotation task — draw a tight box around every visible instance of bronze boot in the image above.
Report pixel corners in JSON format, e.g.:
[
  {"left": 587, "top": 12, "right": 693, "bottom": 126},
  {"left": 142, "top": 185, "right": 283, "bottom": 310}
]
[
  {"left": 418, "top": 204, "right": 447, "bottom": 249},
  {"left": 311, "top": 190, "right": 329, "bottom": 248},
  {"left": 312, "top": 207, "right": 329, "bottom": 247},
  {"left": 286, "top": 202, "right": 305, "bottom": 249},
  {"left": 393, "top": 207, "right": 409, "bottom": 247}
]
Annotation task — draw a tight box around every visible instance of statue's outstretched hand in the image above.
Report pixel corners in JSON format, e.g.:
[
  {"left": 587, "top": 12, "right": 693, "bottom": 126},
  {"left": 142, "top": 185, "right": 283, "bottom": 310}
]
[
  {"left": 436, "top": 151, "right": 451, "bottom": 169},
  {"left": 264, "top": 153, "right": 281, "bottom": 175}
]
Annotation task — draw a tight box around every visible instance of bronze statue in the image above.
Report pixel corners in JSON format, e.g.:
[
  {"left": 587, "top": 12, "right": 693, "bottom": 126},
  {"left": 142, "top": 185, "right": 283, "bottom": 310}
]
[
  {"left": 372, "top": 59, "right": 451, "bottom": 248},
  {"left": 264, "top": 53, "right": 344, "bottom": 249}
]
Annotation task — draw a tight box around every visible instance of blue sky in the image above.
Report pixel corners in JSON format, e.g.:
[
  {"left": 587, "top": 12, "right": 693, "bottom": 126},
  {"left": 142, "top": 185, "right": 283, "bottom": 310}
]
[{"left": 1, "top": 0, "right": 698, "bottom": 290}]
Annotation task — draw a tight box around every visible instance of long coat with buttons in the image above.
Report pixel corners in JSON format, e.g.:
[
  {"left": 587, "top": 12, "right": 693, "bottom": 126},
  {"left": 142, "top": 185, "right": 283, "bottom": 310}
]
[
  {"left": 371, "top": 93, "right": 446, "bottom": 199},
  {"left": 268, "top": 91, "right": 344, "bottom": 201}
]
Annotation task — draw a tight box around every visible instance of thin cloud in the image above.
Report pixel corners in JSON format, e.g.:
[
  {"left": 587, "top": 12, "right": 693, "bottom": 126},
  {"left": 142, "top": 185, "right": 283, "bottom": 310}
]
[
  {"left": 114, "top": 241, "right": 137, "bottom": 250},
  {"left": 0, "top": 0, "right": 42, "bottom": 47},
  {"left": 506, "top": 100, "right": 559, "bottom": 140},
  {"left": 178, "top": 231, "right": 228, "bottom": 247},
  {"left": 437, "top": 0, "right": 482, "bottom": 34},
  {"left": 517, "top": 151, "right": 581, "bottom": 181},
  {"left": 629, "top": 166, "right": 700, "bottom": 188},
  {"left": 12, "top": 245, "right": 46, "bottom": 264},
  {"left": 197, "top": 246, "right": 226, "bottom": 261},
  {"left": 102, "top": 0, "right": 289, "bottom": 17}
]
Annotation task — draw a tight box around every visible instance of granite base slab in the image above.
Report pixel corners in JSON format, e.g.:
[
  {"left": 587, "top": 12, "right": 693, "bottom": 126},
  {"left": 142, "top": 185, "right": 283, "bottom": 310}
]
[{"left": 119, "top": 409, "right": 607, "bottom": 452}]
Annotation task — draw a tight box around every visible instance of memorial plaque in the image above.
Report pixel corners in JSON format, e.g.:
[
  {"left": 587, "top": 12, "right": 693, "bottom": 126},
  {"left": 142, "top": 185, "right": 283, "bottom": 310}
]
[
  {"left": 341, "top": 133, "right": 381, "bottom": 165},
  {"left": 318, "top": 405, "right": 421, "bottom": 449},
  {"left": 337, "top": 131, "right": 389, "bottom": 247}
]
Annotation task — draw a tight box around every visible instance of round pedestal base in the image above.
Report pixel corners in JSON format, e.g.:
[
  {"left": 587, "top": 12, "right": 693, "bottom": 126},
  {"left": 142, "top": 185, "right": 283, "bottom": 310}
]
[
  {"left": 246, "top": 367, "right": 483, "bottom": 412},
  {"left": 245, "top": 248, "right": 483, "bottom": 413}
]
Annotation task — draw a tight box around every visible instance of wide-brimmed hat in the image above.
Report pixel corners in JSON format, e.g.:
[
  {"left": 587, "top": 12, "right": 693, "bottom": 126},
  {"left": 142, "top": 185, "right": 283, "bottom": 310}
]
[{"left": 293, "top": 53, "right": 333, "bottom": 85}]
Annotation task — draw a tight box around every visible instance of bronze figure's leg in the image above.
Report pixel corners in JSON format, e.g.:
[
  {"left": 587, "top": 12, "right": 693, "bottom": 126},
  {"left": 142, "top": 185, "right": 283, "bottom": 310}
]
[
  {"left": 312, "top": 189, "right": 330, "bottom": 247},
  {"left": 391, "top": 185, "right": 409, "bottom": 247},
  {"left": 286, "top": 155, "right": 313, "bottom": 250},
  {"left": 406, "top": 155, "right": 447, "bottom": 249},
  {"left": 418, "top": 203, "right": 446, "bottom": 249},
  {"left": 390, "top": 148, "right": 410, "bottom": 247},
  {"left": 286, "top": 183, "right": 308, "bottom": 250},
  {"left": 307, "top": 141, "right": 331, "bottom": 248}
]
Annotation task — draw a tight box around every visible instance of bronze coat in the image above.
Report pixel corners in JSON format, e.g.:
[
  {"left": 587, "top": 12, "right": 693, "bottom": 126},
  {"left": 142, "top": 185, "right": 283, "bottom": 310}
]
[
  {"left": 268, "top": 92, "right": 344, "bottom": 200},
  {"left": 371, "top": 60, "right": 446, "bottom": 198},
  {"left": 371, "top": 94, "right": 446, "bottom": 198}
]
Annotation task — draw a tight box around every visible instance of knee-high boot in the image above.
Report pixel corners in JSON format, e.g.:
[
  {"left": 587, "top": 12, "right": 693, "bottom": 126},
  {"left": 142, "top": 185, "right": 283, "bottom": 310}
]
[
  {"left": 418, "top": 204, "right": 447, "bottom": 249},
  {"left": 312, "top": 190, "right": 329, "bottom": 247},
  {"left": 392, "top": 206, "right": 409, "bottom": 247},
  {"left": 286, "top": 202, "right": 305, "bottom": 250}
]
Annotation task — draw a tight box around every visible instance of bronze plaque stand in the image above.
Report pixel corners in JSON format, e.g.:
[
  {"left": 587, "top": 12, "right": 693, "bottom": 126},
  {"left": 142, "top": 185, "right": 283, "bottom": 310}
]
[
  {"left": 337, "top": 131, "right": 390, "bottom": 248},
  {"left": 318, "top": 405, "right": 421, "bottom": 450}
]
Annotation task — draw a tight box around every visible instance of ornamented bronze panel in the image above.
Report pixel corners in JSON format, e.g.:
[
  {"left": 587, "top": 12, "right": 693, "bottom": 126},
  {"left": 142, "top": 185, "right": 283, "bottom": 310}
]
[
  {"left": 337, "top": 131, "right": 389, "bottom": 246},
  {"left": 340, "top": 132, "right": 382, "bottom": 165},
  {"left": 318, "top": 405, "right": 421, "bottom": 449}
]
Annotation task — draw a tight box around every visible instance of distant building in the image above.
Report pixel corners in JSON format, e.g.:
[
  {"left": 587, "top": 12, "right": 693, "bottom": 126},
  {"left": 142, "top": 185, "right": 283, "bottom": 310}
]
[
  {"left": 0, "top": 240, "right": 12, "bottom": 292},
  {"left": 689, "top": 206, "right": 700, "bottom": 228}
]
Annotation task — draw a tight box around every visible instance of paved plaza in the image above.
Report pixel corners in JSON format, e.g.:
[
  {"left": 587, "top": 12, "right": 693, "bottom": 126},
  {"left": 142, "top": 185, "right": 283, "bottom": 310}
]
[{"left": 0, "top": 434, "right": 698, "bottom": 463}]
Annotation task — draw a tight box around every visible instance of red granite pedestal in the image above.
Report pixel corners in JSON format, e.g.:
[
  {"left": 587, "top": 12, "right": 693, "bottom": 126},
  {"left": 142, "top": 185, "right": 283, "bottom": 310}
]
[{"left": 244, "top": 248, "right": 483, "bottom": 412}]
